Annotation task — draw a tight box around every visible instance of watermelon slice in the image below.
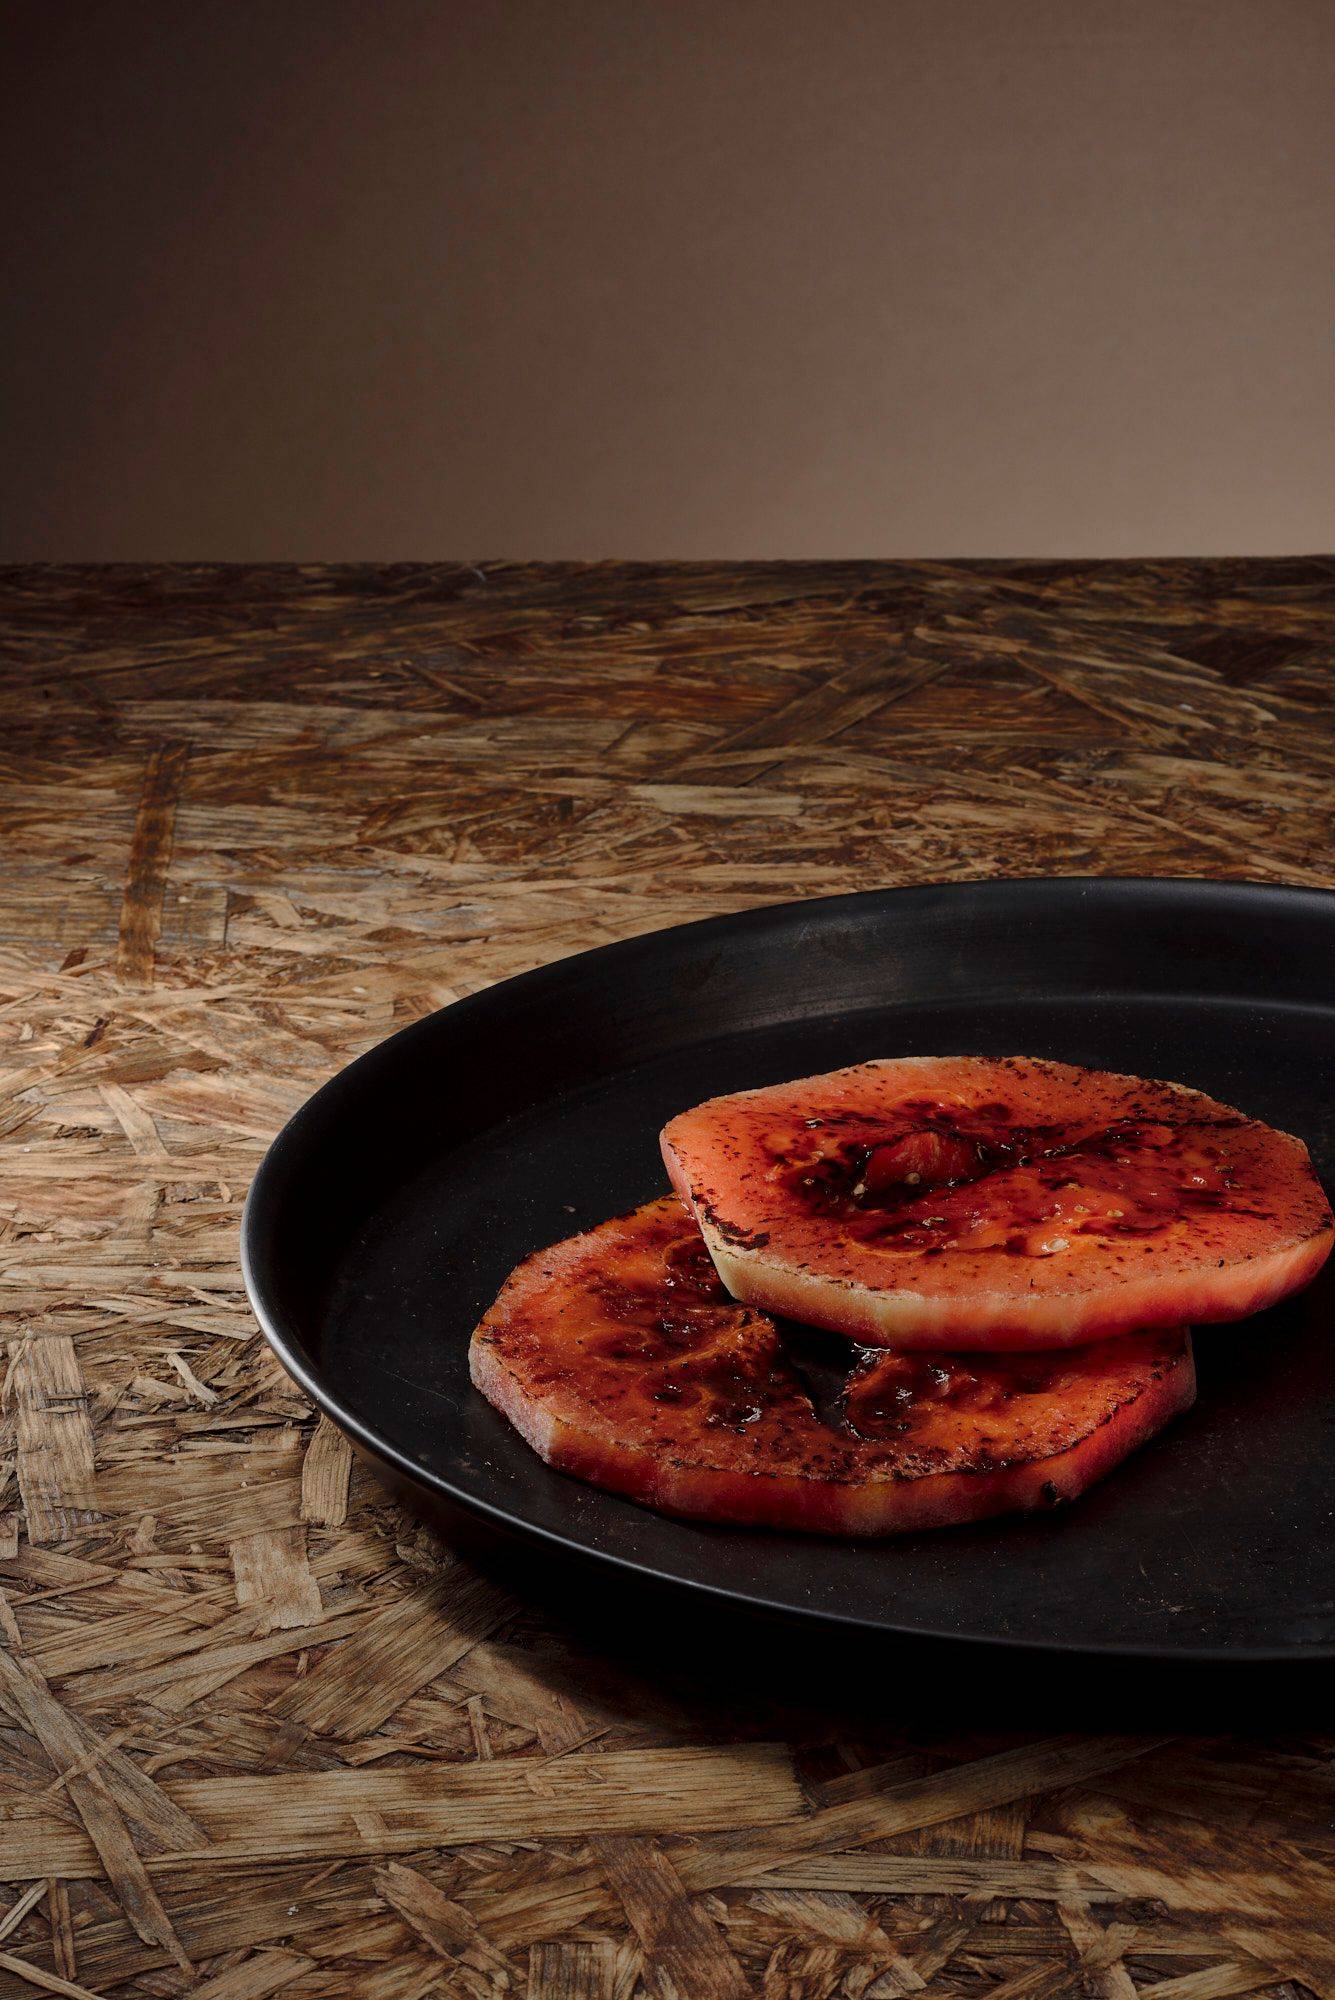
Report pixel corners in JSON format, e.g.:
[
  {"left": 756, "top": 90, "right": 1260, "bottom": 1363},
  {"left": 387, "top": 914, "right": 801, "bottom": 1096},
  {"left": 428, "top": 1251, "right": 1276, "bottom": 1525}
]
[
  {"left": 662, "top": 1057, "right": 1332, "bottom": 1350},
  {"left": 469, "top": 1196, "right": 1196, "bottom": 1535}
]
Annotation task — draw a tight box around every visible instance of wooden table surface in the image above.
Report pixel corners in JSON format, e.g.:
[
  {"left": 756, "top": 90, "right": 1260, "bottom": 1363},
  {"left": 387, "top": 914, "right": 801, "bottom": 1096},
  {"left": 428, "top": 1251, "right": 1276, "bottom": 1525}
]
[{"left": 1, "top": 560, "right": 1332, "bottom": 1999}]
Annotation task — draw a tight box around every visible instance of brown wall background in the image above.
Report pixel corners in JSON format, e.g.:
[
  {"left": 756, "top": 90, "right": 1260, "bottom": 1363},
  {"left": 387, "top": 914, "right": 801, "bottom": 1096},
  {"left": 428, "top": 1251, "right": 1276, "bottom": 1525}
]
[{"left": 2, "top": 0, "right": 1332, "bottom": 560}]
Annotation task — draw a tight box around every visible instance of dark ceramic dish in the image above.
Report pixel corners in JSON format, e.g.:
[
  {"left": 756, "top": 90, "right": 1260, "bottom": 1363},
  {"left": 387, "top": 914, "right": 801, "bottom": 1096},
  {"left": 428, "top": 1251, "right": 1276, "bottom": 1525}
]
[{"left": 242, "top": 877, "right": 1335, "bottom": 1663}]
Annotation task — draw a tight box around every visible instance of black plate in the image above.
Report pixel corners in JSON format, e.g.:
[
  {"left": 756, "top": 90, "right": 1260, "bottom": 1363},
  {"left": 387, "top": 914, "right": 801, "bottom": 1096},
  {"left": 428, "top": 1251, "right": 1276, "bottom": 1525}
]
[{"left": 242, "top": 877, "right": 1335, "bottom": 1663}]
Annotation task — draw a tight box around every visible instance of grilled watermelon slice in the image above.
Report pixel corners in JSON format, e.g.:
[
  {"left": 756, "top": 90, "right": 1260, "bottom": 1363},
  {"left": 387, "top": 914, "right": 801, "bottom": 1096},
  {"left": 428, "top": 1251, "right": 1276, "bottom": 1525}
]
[
  {"left": 469, "top": 1196, "right": 1195, "bottom": 1535},
  {"left": 662, "top": 1056, "right": 1332, "bottom": 1350}
]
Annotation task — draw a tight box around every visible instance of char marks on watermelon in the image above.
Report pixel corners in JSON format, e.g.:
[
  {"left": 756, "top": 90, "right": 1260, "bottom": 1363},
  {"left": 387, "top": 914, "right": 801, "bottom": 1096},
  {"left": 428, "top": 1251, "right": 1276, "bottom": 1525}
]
[
  {"left": 469, "top": 1196, "right": 1196, "bottom": 1535},
  {"left": 661, "top": 1056, "right": 1332, "bottom": 1349}
]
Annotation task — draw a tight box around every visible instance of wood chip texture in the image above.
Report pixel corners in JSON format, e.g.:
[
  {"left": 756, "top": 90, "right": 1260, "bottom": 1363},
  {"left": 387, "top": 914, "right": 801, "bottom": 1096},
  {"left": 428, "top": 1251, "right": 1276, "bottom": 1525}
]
[{"left": 0, "top": 560, "right": 1331, "bottom": 1997}]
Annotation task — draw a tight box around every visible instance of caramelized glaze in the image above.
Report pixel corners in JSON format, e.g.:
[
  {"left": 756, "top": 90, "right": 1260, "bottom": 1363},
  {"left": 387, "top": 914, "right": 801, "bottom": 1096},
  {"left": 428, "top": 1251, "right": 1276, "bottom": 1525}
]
[
  {"left": 472, "top": 1196, "right": 1190, "bottom": 1483},
  {"left": 780, "top": 1102, "right": 1257, "bottom": 1257}
]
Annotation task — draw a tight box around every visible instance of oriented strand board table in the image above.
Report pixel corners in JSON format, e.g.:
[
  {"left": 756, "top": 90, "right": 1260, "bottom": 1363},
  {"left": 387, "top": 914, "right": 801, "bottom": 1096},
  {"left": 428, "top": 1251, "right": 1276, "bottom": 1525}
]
[{"left": 0, "top": 560, "right": 1332, "bottom": 1999}]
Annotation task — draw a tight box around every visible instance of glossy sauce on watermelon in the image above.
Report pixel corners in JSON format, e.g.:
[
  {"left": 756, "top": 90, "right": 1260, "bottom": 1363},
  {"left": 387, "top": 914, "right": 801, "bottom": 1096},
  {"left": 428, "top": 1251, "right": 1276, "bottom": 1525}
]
[
  {"left": 662, "top": 1057, "right": 1332, "bottom": 1349},
  {"left": 469, "top": 1197, "right": 1196, "bottom": 1535}
]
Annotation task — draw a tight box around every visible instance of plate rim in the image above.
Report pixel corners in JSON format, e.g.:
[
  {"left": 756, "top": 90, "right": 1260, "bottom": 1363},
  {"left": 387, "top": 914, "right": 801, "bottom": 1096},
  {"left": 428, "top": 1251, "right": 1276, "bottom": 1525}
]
[{"left": 241, "top": 873, "right": 1335, "bottom": 1663}]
